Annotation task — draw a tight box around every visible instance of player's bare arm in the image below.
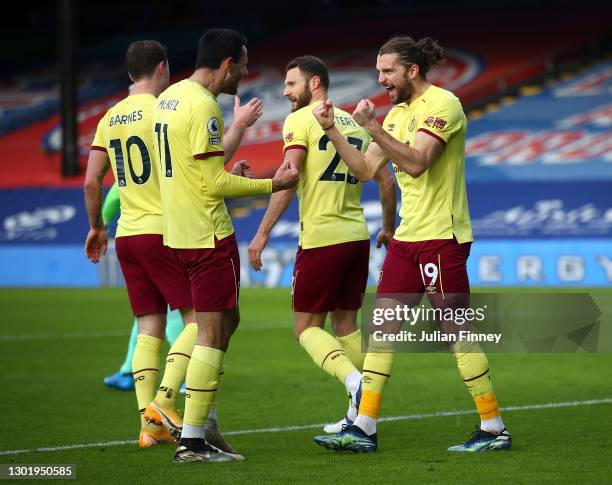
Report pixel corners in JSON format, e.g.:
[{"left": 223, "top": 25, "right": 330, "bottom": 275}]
[
  {"left": 372, "top": 165, "right": 396, "bottom": 249},
  {"left": 223, "top": 96, "right": 263, "bottom": 164},
  {"left": 354, "top": 98, "right": 444, "bottom": 178},
  {"left": 83, "top": 149, "right": 111, "bottom": 263},
  {"left": 248, "top": 149, "right": 305, "bottom": 271},
  {"left": 312, "top": 100, "right": 388, "bottom": 181}
]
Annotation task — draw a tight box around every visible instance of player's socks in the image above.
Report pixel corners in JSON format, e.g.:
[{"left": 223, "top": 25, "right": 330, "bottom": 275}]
[
  {"left": 356, "top": 338, "right": 395, "bottom": 434},
  {"left": 337, "top": 328, "right": 365, "bottom": 371},
  {"left": 299, "top": 327, "right": 358, "bottom": 384},
  {"left": 182, "top": 345, "right": 224, "bottom": 436},
  {"left": 154, "top": 322, "right": 198, "bottom": 409},
  {"left": 119, "top": 320, "right": 139, "bottom": 375},
  {"left": 132, "top": 334, "right": 162, "bottom": 426},
  {"left": 452, "top": 339, "right": 505, "bottom": 434},
  {"left": 353, "top": 415, "right": 377, "bottom": 436}
]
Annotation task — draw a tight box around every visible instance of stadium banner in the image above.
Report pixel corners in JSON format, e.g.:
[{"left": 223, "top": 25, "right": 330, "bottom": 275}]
[{"left": 0, "top": 184, "right": 610, "bottom": 287}]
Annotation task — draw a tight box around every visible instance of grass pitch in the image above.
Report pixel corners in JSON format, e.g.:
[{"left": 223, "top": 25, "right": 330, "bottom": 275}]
[{"left": 1, "top": 288, "right": 611, "bottom": 484}]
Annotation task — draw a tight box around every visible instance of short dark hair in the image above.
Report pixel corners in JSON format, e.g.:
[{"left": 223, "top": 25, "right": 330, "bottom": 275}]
[
  {"left": 125, "top": 40, "right": 167, "bottom": 81},
  {"left": 195, "top": 28, "right": 247, "bottom": 70},
  {"left": 379, "top": 36, "right": 444, "bottom": 77},
  {"left": 286, "top": 55, "right": 329, "bottom": 90}
]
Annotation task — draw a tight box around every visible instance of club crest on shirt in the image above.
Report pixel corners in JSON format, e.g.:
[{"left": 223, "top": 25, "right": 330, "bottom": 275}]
[
  {"left": 386, "top": 123, "right": 395, "bottom": 132},
  {"left": 408, "top": 117, "right": 416, "bottom": 132},
  {"left": 285, "top": 132, "right": 294, "bottom": 142}
]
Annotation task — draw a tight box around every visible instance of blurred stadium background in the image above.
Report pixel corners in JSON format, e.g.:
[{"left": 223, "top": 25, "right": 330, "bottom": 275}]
[{"left": 0, "top": 0, "right": 609, "bottom": 289}]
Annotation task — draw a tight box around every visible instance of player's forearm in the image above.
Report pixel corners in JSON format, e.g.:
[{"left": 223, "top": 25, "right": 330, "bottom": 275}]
[
  {"left": 83, "top": 156, "right": 110, "bottom": 229},
  {"left": 325, "top": 126, "right": 373, "bottom": 182},
  {"left": 84, "top": 179, "right": 105, "bottom": 229},
  {"left": 223, "top": 123, "right": 246, "bottom": 165},
  {"left": 365, "top": 123, "right": 429, "bottom": 178},
  {"left": 101, "top": 183, "right": 120, "bottom": 226},
  {"left": 376, "top": 173, "right": 397, "bottom": 233},
  {"left": 205, "top": 159, "right": 272, "bottom": 198},
  {"left": 256, "top": 188, "right": 296, "bottom": 237}
]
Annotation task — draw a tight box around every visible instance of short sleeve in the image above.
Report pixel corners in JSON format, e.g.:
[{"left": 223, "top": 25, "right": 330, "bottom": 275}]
[
  {"left": 282, "top": 112, "right": 308, "bottom": 153},
  {"left": 190, "top": 100, "right": 225, "bottom": 160},
  {"left": 417, "top": 97, "right": 464, "bottom": 145},
  {"left": 91, "top": 113, "right": 108, "bottom": 152}
]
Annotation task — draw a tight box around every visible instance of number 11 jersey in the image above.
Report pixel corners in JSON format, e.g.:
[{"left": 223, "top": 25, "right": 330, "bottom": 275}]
[
  {"left": 91, "top": 93, "right": 162, "bottom": 237},
  {"left": 282, "top": 103, "right": 370, "bottom": 249}
]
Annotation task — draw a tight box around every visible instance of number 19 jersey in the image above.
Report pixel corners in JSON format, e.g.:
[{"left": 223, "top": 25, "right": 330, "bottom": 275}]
[
  {"left": 91, "top": 93, "right": 162, "bottom": 237},
  {"left": 282, "top": 103, "right": 370, "bottom": 249}
]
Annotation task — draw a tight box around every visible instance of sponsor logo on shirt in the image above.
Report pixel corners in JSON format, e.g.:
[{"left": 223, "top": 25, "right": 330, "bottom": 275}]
[{"left": 424, "top": 116, "right": 448, "bottom": 131}]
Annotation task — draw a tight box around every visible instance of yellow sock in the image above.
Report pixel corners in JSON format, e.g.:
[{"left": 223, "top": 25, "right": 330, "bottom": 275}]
[
  {"left": 208, "top": 366, "right": 223, "bottom": 420},
  {"left": 183, "top": 346, "right": 224, "bottom": 427},
  {"left": 359, "top": 338, "right": 394, "bottom": 419},
  {"left": 453, "top": 340, "right": 500, "bottom": 420},
  {"left": 133, "top": 335, "right": 162, "bottom": 426},
  {"left": 155, "top": 322, "right": 198, "bottom": 409},
  {"left": 337, "top": 328, "right": 365, "bottom": 371},
  {"left": 299, "top": 327, "right": 357, "bottom": 384}
]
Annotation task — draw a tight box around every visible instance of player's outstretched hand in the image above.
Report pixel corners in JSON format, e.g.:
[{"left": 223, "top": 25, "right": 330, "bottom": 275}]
[
  {"left": 271, "top": 161, "right": 299, "bottom": 192},
  {"left": 85, "top": 227, "right": 108, "bottom": 263},
  {"left": 376, "top": 228, "right": 394, "bottom": 249},
  {"left": 234, "top": 96, "right": 263, "bottom": 128},
  {"left": 248, "top": 232, "right": 269, "bottom": 271},
  {"left": 353, "top": 99, "right": 376, "bottom": 127},
  {"left": 312, "top": 100, "right": 335, "bottom": 129},
  {"left": 231, "top": 160, "right": 254, "bottom": 178}
]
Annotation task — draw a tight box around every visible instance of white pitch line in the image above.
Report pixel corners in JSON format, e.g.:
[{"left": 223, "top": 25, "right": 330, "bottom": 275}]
[
  {"left": 0, "top": 323, "right": 292, "bottom": 342},
  {"left": 1, "top": 397, "right": 610, "bottom": 456}
]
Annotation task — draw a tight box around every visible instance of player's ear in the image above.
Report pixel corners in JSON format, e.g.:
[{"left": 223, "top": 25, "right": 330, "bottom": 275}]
[
  {"left": 310, "top": 75, "right": 321, "bottom": 91},
  {"left": 409, "top": 63, "right": 420, "bottom": 80},
  {"left": 221, "top": 57, "right": 233, "bottom": 75}
]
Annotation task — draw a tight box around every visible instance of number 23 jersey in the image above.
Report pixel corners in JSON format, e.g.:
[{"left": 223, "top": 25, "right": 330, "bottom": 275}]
[
  {"left": 282, "top": 103, "right": 370, "bottom": 249},
  {"left": 91, "top": 93, "right": 162, "bottom": 237}
]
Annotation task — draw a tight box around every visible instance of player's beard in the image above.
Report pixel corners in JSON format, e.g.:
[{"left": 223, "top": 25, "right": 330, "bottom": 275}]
[
  {"left": 222, "top": 70, "right": 243, "bottom": 95},
  {"left": 390, "top": 80, "right": 414, "bottom": 105},
  {"left": 290, "top": 90, "right": 312, "bottom": 112},
  {"left": 223, "top": 77, "right": 240, "bottom": 95}
]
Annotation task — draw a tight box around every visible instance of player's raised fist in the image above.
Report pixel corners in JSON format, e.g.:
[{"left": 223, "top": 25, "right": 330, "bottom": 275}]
[
  {"left": 312, "top": 100, "right": 335, "bottom": 129},
  {"left": 234, "top": 96, "right": 263, "bottom": 128},
  {"left": 85, "top": 227, "right": 108, "bottom": 264},
  {"left": 353, "top": 98, "right": 376, "bottom": 127},
  {"left": 271, "top": 161, "right": 299, "bottom": 192},
  {"left": 231, "top": 160, "right": 254, "bottom": 178}
]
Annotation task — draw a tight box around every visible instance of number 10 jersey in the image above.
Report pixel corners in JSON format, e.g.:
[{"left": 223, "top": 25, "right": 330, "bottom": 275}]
[
  {"left": 282, "top": 103, "right": 371, "bottom": 249},
  {"left": 91, "top": 93, "right": 162, "bottom": 237}
]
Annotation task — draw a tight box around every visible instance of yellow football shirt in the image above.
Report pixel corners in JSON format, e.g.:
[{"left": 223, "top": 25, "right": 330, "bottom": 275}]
[
  {"left": 154, "top": 80, "right": 272, "bottom": 249},
  {"left": 91, "top": 93, "right": 162, "bottom": 238},
  {"left": 283, "top": 103, "right": 370, "bottom": 249},
  {"left": 383, "top": 84, "right": 473, "bottom": 244}
]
